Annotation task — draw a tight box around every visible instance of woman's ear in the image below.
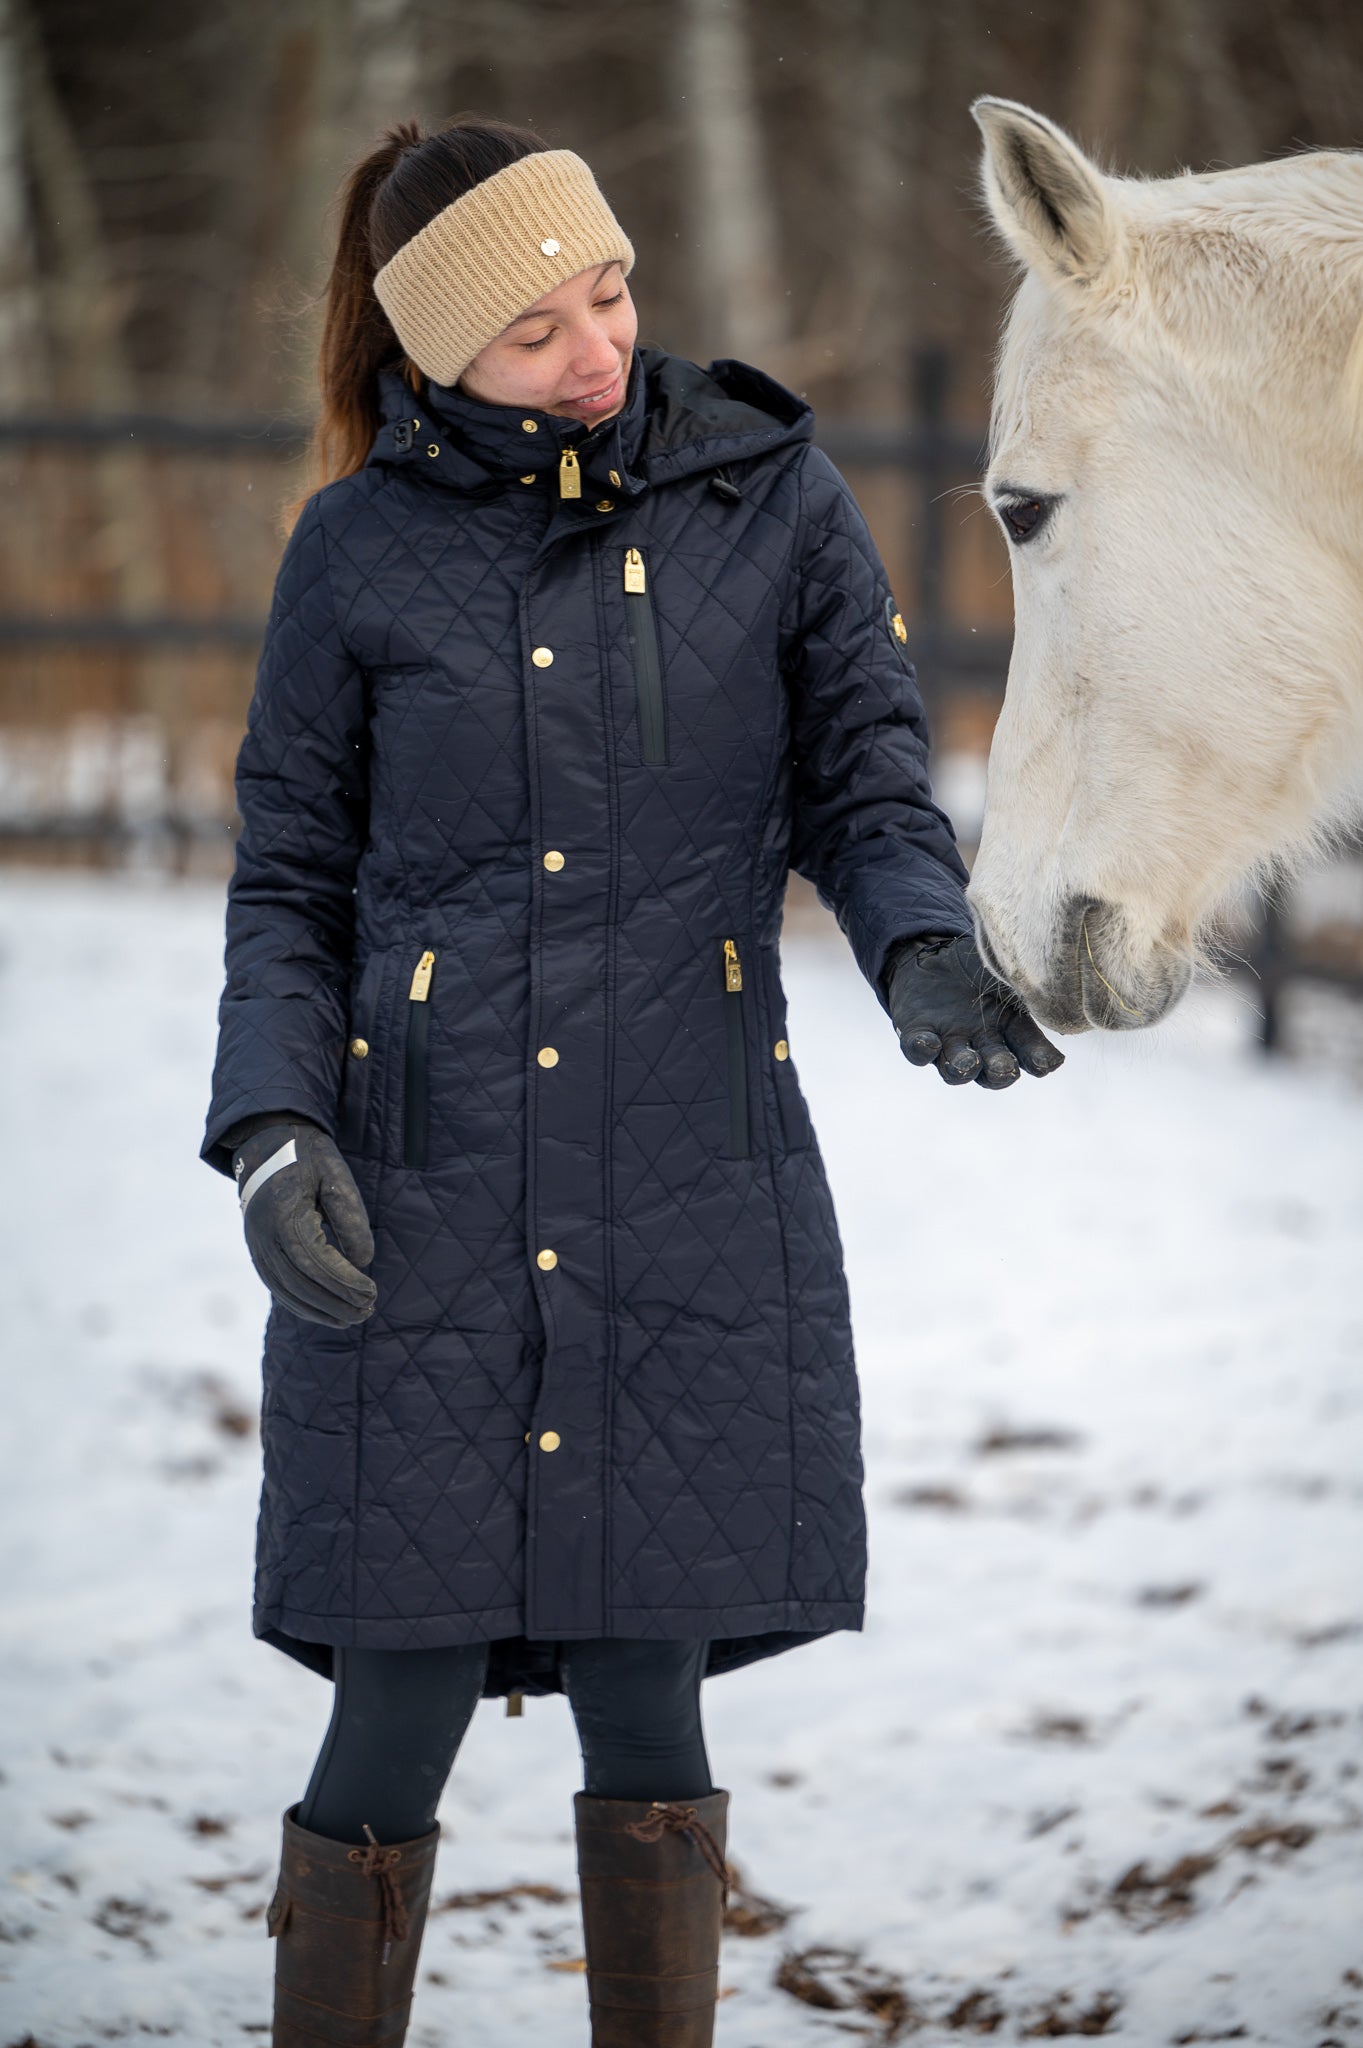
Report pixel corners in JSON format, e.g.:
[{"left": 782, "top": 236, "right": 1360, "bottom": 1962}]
[{"left": 972, "top": 97, "right": 1124, "bottom": 292}]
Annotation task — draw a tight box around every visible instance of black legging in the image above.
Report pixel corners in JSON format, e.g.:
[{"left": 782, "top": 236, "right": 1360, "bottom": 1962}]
[{"left": 297, "top": 1638, "right": 713, "bottom": 1846}]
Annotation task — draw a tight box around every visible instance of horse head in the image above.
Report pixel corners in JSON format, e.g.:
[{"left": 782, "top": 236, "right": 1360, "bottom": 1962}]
[{"left": 967, "top": 99, "right": 1363, "bottom": 1031}]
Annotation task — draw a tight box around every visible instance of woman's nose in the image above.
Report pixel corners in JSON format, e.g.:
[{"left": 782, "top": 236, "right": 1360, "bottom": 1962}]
[{"left": 570, "top": 321, "right": 622, "bottom": 374}]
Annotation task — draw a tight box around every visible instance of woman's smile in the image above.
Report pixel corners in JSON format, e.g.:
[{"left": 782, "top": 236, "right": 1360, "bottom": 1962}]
[{"left": 558, "top": 364, "right": 626, "bottom": 418}]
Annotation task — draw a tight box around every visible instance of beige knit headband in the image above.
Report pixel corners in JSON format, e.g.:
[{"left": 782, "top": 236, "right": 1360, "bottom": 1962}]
[{"left": 372, "top": 148, "right": 635, "bottom": 388}]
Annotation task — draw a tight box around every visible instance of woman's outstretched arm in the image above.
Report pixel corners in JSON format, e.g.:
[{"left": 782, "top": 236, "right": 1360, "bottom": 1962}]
[{"left": 780, "top": 444, "right": 973, "bottom": 1016}]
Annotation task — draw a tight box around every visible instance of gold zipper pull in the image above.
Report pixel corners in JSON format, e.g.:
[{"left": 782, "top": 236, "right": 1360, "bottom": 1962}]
[
  {"left": 623, "top": 547, "right": 646, "bottom": 593},
  {"left": 723, "top": 937, "right": 743, "bottom": 992},
  {"left": 558, "top": 447, "right": 581, "bottom": 499},
  {"left": 408, "top": 948, "right": 435, "bottom": 1001}
]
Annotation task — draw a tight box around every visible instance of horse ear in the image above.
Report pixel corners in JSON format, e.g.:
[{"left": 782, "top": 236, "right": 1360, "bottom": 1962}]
[{"left": 972, "top": 98, "right": 1121, "bottom": 290}]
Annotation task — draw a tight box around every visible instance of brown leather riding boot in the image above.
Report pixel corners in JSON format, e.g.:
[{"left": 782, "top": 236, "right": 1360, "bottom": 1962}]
[
  {"left": 266, "top": 1804, "right": 439, "bottom": 2046},
  {"left": 573, "top": 1790, "right": 730, "bottom": 2047}
]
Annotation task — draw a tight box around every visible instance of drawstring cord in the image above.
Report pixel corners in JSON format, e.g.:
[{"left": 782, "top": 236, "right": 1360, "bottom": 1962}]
[
  {"left": 349, "top": 1823, "right": 409, "bottom": 1963},
  {"left": 625, "top": 1801, "right": 731, "bottom": 1902}
]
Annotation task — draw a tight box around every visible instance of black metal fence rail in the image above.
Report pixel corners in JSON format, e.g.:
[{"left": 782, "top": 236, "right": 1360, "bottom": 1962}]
[
  {"left": 0, "top": 615, "right": 272, "bottom": 647},
  {"left": 0, "top": 411, "right": 309, "bottom": 449}
]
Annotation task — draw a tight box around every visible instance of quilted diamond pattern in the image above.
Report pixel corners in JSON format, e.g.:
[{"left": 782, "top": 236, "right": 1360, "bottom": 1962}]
[{"left": 201, "top": 345, "right": 972, "bottom": 1689}]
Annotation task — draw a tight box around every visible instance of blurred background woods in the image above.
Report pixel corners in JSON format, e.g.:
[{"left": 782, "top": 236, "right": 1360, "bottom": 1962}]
[{"left": 2, "top": 0, "right": 1362, "bottom": 906}]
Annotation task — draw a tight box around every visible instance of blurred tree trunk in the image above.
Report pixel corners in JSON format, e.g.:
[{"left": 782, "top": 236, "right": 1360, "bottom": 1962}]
[
  {"left": 675, "top": 0, "right": 786, "bottom": 361},
  {"left": 251, "top": 0, "right": 441, "bottom": 414},
  {"left": 1132, "top": 0, "right": 1191, "bottom": 171},
  {"left": 1071, "top": 0, "right": 1138, "bottom": 159},
  {"left": 0, "top": 0, "right": 48, "bottom": 407},
  {"left": 6, "top": 0, "right": 167, "bottom": 607},
  {"left": 6, "top": 0, "right": 134, "bottom": 409},
  {"left": 828, "top": 0, "right": 922, "bottom": 410},
  {"left": 1182, "top": 0, "right": 1258, "bottom": 167}
]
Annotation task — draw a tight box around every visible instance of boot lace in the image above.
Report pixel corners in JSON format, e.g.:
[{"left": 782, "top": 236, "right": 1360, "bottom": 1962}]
[
  {"left": 624, "top": 1801, "right": 731, "bottom": 1901},
  {"left": 348, "top": 1823, "right": 409, "bottom": 1962}
]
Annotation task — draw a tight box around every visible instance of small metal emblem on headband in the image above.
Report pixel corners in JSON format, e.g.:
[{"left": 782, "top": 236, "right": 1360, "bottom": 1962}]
[{"left": 540, "top": 237, "right": 560, "bottom": 256}]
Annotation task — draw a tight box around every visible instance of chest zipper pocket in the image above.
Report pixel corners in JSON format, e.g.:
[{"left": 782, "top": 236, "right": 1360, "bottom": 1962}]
[
  {"left": 722, "top": 937, "right": 751, "bottom": 1158},
  {"left": 403, "top": 947, "right": 435, "bottom": 1169},
  {"left": 624, "top": 549, "right": 668, "bottom": 766}
]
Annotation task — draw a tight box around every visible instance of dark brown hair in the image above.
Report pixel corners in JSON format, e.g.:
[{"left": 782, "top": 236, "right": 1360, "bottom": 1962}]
[{"left": 282, "top": 114, "right": 550, "bottom": 532}]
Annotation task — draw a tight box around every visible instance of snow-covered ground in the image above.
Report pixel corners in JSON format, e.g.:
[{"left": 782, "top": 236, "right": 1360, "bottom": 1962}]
[{"left": 2, "top": 868, "right": 1360, "bottom": 2048}]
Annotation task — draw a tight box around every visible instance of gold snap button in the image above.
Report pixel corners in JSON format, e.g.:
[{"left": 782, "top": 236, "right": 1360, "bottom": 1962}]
[
  {"left": 427, "top": 443, "right": 439, "bottom": 457},
  {"left": 595, "top": 499, "right": 614, "bottom": 512},
  {"left": 536, "top": 1248, "right": 558, "bottom": 1270},
  {"left": 537, "top": 1046, "right": 559, "bottom": 1067},
  {"left": 539, "top": 1430, "right": 561, "bottom": 1453},
  {"left": 524, "top": 1431, "right": 531, "bottom": 1444},
  {"left": 348, "top": 1036, "right": 370, "bottom": 1059},
  {"left": 532, "top": 646, "right": 554, "bottom": 667},
  {"left": 520, "top": 473, "right": 535, "bottom": 484},
  {"left": 774, "top": 1039, "right": 789, "bottom": 1060},
  {"left": 522, "top": 419, "right": 538, "bottom": 433},
  {"left": 543, "top": 849, "right": 565, "bottom": 871},
  {"left": 609, "top": 469, "right": 621, "bottom": 487}
]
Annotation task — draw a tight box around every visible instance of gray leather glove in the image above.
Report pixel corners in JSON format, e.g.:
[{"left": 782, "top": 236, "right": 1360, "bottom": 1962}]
[
  {"left": 228, "top": 1115, "right": 377, "bottom": 1326},
  {"left": 882, "top": 932, "right": 1064, "bottom": 1089}
]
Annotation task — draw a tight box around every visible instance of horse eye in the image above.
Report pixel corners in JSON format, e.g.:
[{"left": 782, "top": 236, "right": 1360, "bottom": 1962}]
[{"left": 999, "top": 496, "right": 1052, "bottom": 545}]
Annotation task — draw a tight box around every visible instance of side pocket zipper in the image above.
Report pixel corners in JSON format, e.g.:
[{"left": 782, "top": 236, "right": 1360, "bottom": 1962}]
[
  {"left": 722, "top": 937, "right": 751, "bottom": 1158},
  {"left": 624, "top": 549, "right": 667, "bottom": 765},
  {"left": 403, "top": 947, "right": 435, "bottom": 1169}
]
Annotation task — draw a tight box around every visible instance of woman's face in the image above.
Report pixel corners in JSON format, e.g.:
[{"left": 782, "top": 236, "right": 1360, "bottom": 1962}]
[{"left": 457, "top": 260, "right": 638, "bottom": 426}]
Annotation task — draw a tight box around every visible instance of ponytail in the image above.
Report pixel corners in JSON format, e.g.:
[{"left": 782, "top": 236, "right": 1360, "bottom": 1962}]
[{"left": 281, "top": 114, "right": 550, "bottom": 534}]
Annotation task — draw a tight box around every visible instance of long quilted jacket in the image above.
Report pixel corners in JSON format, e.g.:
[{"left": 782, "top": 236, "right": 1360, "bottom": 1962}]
[{"left": 201, "top": 344, "right": 972, "bottom": 1693}]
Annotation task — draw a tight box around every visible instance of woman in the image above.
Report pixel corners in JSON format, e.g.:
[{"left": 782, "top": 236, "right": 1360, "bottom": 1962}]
[{"left": 201, "top": 115, "right": 1060, "bottom": 2048}]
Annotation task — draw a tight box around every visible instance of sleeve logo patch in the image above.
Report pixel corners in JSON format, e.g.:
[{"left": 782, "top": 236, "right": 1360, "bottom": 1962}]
[{"left": 884, "top": 595, "right": 911, "bottom": 665}]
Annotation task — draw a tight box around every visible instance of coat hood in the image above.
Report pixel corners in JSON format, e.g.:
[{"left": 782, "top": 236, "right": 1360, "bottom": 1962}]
[{"left": 365, "top": 344, "right": 814, "bottom": 500}]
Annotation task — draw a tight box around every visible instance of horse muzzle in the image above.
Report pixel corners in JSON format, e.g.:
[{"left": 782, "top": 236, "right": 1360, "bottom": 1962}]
[{"left": 973, "top": 895, "right": 1191, "bottom": 1034}]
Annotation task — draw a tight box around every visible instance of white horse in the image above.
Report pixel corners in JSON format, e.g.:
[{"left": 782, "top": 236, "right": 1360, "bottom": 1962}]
[{"left": 965, "top": 98, "right": 1363, "bottom": 1031}]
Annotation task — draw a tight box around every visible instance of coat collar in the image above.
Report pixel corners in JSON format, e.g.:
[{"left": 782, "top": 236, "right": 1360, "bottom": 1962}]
[
  {"left": 366, "top": 346, "right": 813, "bottom": 500},
  {"left": 368, "top": 349, "right": 650, "bottom": 502}
]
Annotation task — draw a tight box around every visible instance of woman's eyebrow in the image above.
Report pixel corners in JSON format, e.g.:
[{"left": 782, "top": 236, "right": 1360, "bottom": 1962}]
[{"left": 504, "top": 262, "right": 621, "bottom": 327}]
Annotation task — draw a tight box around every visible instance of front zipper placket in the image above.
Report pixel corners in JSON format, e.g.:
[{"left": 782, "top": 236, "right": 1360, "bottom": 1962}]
[
  {"left": 623, "top": 547, "right": 667, "bottom": 765},
  {"left": 518, "top": 405, "right": 631, "bottom": 1641},
  {"left": 403, "top": 947, "right": 436, "bottom": 1169},
  {"left": 722, "top": 937, "right": 751, "bottom": 1158}
]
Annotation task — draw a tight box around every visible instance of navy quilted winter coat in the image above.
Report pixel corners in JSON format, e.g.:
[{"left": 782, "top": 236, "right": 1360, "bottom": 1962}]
[{"left": 201, "top": 345, "right": 972, "bottom": 1693}]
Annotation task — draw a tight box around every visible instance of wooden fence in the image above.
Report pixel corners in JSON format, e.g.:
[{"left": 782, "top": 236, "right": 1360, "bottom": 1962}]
[{"left": 0, "top": 351, "right": 1357, "bottom": 1048}]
